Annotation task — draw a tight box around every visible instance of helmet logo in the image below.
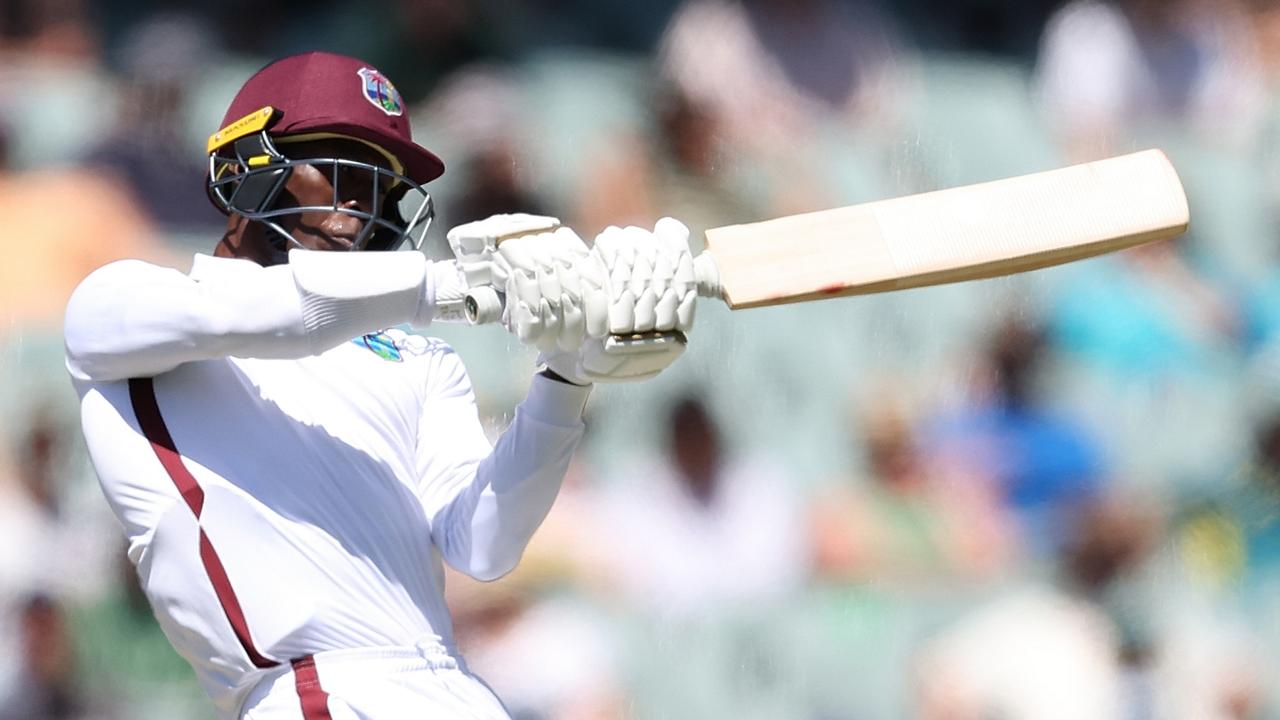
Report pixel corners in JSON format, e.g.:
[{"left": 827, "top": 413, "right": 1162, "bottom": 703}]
[{"left": 357, "top": 67, "right": 404, "bottom": 117}]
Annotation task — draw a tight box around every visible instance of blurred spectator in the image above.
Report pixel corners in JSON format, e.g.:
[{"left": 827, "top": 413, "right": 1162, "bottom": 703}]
[
  {"left": 1242, "top": 231, "right": 1280, "bottom": 358},
  {"left": 915, "top": 496, "right": 1162, "bottom": 720},
  {"left": 1249, "top": 0, "right": 1280, "bottom": 100},
  {"left": 1052, "top": 243, "right": 1242, "bottom": 357},
  {"left": 0, "top": 403, "right": 116, "bottom": 710},
  {"left": 922, "top": 317, "right": 1108, "bottom": 558},
  {"left": 658, "top": 0, "right": 912, "bottom": 210},
  {"left": 278, "top": 0, "right": 512, "bottom": 105},
  {"left": 445, "top": 457, "right": 624, "bottom": 720},
  {"left": 1173, "top": 411, "right": 1280, "bottom": 592},
  {"left": 0, "top": 0, "right": 97, "bottom": 62},
  {"left": 81, "top": 13, "right": 225, "bottom": 232},
  {"left": 517, "top": 0, "right": 683, "bottom": 51},
  {"left": 0, "top": 126, "right": 171, "bottom": 333},
  {"left": 0, "top": 594, "right": 106, "bottom": 720},
  {"left": 71, "top": 549, "right": 213, "bottom": 719},
  {"left": 1035, "top": 0, "right": 1268, "bottom": 156},
  {"left": 447, "top": 575, "right": 622, "bottom": 720},
  {"left": 1242, "top": 411, "right": 1280, "bottom": 574},
  {"left": 0, "top": 0, "right": 114, "bottom": 170},
  {"left": 0, "top": 405, "right": 70, "bottom": 604},
  {"left": 418, "top": 67, "right": 551, "bottom": 231},
  {"left": 596, "top": 393, "right": 805, "bottom": 619},
  {"left": 660, "top": 0, "right": 905, "bottom": 137},
  {"left": 0, "top": 404, "right": 113, "bottom": 622},
  {"left": 810, "top": 392, "right": 1013, "bottom": 587},
  {"left": 575, "top": 82, "right": 757, "bottom": 240},
  {"left": 591, "top": 394, "right": 807, "bottom": 718},
  {"left": 449, "top": 141, "right": 550, "bottom": 224},
  {"left": 16, "top": 403, "right": 62, "bottom": 518},
  {"left": 894, "top": 0, "right": 1060, "bottom": 58},
  {"left": 1043, "top": 238, "right": 1247, "bottom": 486}
]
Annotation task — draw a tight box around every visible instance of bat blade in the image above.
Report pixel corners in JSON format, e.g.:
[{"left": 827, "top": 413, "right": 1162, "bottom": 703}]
[{"left": 701, "top": 149, "right": 1190, "bottom": 310}]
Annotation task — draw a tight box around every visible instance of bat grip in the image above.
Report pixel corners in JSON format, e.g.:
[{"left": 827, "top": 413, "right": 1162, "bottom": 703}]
[{"left": 464, "top": 287, "right": 504, "bottom": 325}]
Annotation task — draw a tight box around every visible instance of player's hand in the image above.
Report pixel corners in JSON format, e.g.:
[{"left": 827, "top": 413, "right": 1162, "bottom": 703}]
[
  {"left": 544, "top": 217, "right": 696, "bottom": 384},
  {"left": 448, "top": 214, "right": 696, "bottom": 384},
  {"left": 447, "top": 214, "right": 610, "bottom": 352}
]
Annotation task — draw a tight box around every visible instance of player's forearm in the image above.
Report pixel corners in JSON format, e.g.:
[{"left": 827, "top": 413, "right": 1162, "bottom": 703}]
[
  {"left": 437, "top": 375, "right": 589, "bottom": 581},
  {"left": 65, "top": 253, "right": 457, "bottom": 382}
]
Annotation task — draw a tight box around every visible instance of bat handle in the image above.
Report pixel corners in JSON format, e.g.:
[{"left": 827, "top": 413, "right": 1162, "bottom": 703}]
[
  {"left": 464, "top": 287, "right": 504, "bottom": 325},
  {"left": 693, "top": 252, "right": 723, "bottom": 300}
]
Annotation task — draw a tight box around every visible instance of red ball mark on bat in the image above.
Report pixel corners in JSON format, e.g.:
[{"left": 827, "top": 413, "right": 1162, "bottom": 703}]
[{"left": 819, "top": 283, "right": 847, "bottom": 295}]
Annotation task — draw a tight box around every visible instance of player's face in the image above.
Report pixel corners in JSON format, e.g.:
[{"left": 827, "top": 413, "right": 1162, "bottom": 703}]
[{"left": 274, "top": 138, "right": 396, "bottom": 252}]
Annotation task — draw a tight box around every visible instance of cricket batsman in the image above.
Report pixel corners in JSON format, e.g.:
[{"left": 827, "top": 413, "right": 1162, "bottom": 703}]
[{"left": 64, "top": 52, "right": 696, "bottom": 719}]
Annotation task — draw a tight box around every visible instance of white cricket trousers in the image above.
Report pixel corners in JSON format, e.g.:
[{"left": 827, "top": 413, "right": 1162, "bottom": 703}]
[{"left": 239, "top": 642, "right": 511, "bottom": 719}]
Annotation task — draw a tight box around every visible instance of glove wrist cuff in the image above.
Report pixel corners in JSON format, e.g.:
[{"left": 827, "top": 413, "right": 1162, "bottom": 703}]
[
  {"left": 538, "top": 366, "right": 591, "bottom": 387},
  {"left": 422, "top": 260, "right": 470, "bottom": 325}
]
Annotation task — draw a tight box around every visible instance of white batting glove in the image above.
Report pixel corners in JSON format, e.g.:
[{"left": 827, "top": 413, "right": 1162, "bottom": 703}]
[
  {"left": 594, "top": 217, "right": 698, "bottom": 336},
  {"left": 448, "top": 214, "right": 697, "bottom": 385},
  {"left": 447, "top": 214, "right": 609, "bottom": 355},
  {"left": 545, "top": 217, "right": 696, "bottom": 384}
]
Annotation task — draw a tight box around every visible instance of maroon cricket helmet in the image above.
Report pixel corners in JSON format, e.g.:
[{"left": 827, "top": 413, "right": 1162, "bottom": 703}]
[{"left": 218, "top": 52, "right": 445, "bottom": 184}]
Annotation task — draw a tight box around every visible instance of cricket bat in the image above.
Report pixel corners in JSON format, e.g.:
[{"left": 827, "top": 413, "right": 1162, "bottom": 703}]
[{"left": 464, "top": 149, "right": 1188, "bottom": 327}]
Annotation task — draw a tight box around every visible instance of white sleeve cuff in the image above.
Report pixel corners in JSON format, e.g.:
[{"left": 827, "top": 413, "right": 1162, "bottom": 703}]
[
  {"left": 288, "top": 249, "right": 429, "bottom": 350},
  {"left": 520, "top": 373, "right": 591, "bottom": 427}
]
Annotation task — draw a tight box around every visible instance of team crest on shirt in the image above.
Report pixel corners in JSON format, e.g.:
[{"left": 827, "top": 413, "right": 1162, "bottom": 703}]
[
  {"left": 354, "top": 331, "right": 404, "bottom": 362},
  {"left": 357, "top": 67, "right": 403, "bottom": 117},
  {"left": 352, "top": 328, "right": 431, "bottom": 361}
]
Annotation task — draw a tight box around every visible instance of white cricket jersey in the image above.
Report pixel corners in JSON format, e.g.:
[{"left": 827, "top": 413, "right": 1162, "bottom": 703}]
[{"left": 65, "top": 253, "right": 590, "bottom": 718}]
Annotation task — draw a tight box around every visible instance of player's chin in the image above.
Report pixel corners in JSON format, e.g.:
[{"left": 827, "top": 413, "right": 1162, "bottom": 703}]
[
  {"left": 322, "top": 234, "right": 357, "bottom": 252},
  {"left": 291, "top": 229, "right": 357, "bottom": 252}
]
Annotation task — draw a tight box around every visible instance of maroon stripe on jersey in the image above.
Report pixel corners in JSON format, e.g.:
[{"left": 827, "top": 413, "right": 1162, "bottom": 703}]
[
  {"left": 291, "top": 655, "right": 334, "bottom": 720},
  {"left": 129, "top": 377, "right": 279, "bottom": 670},
  {"left": 198, "top": 529, "right": 278, "bottom": 669},
  {"left": 129, "top": 378, "right": 205, "bottom": 515}
]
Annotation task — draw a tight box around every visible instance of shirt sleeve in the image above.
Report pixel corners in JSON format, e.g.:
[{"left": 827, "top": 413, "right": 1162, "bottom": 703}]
[
  {"left": 415, "top": 348, "right": 590, "bottom": 581},
  {"left": 64, "top": 251, "right": 437, "bottom": 383}
]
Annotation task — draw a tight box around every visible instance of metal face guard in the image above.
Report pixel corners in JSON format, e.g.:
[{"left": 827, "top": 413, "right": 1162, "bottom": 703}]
[{"left": 208, "top": 131, "right": 434, "bottom": 252}]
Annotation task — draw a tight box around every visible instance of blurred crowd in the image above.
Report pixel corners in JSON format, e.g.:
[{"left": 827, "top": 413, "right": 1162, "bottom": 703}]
[{"left": 4, "top": 0, "right": 1280, "bottom": 717}]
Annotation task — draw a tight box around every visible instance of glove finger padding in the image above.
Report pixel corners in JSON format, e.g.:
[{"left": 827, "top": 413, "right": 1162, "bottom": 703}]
[
  {"left": 584, "top": 282, "right": 610, "bottom": 339},
  {"left": 633, "top": 286, "right": 658, "bottom": 332},
  {"left": 654, "top": 290, "right": 679, "bottom": 332},
  {"left": 490, "top": 216, "right": 697, "bottom": 385},
  {"left": 559, "top": 295, "right": 586, "bottom": 353},
  {"left": 535, "top": 297, "right": 562, "bottom": 355},
  {"left": 489, "top": 226, "right": 610, "bottom": 356},
  {"left": 609, "top": 288, "right": 637, "bottom": 335},
  {"left": 676, "top": 291, "right": 697, "bottom": 333},
  {"left": 509, "top": 295, "right": 539, "bottom": 343},
  {"left": 594, "top": 220, "right": 695, "bottom": 336},
  {"left": 537, "top": 217, "right": 696, "bottom": 383},
  {"left": 535, "top": 265, "right": 565, "bottom": 326}
]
